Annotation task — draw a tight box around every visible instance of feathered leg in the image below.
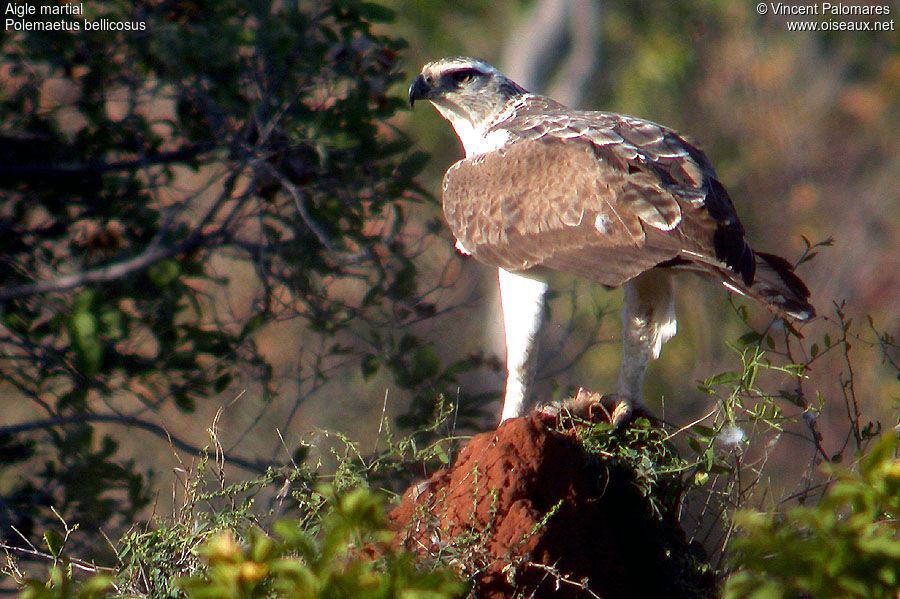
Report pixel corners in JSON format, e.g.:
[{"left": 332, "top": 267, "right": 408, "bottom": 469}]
[
  {"left": 497, "top": 268, "right": 549, "bottom": 422},
  {"left": 616, "top": 269, "right": 677, "bottom": 404}
]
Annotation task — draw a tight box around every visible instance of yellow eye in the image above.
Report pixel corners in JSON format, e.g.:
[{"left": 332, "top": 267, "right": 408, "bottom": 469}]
[{"left": 450, "top": 69, "right": 478, "bottom": 85}]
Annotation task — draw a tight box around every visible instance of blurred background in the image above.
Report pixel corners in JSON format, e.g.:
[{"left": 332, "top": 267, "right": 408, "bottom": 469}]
[{"left": 1, "top": 0, "right": 898, "bottom": 583}]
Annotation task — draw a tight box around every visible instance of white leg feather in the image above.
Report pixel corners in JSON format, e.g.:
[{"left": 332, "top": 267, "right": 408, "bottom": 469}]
[
  {"left": 616, "top": 270, "right": 677, "bottom": 403},
  {"left": 497, "top": 268, "right": 549, "bottom": 422}
]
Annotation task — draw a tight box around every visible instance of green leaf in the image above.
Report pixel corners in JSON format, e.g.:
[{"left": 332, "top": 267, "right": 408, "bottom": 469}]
[
  {"left": 687, "top": 435, "right": 704, "bottom": 454},
  {"left": 738, "top": 331, "right": 762, "bottom": 346},
  {"left": 68, "top": 311, "right": 102, "bottom": 376},
  {"left": 99, "top": 309, "right": 124, "bottom": 338},
  {"left": 72, "top": 289, "right": 96, "bottom": 313},
  {"left": 213, "top": 373, "right": 233, "bottom": 393},
  {"left": 692, "top": 425, "right": 717, "bottom": 438},
  {"left": 240, "top": 313, "right": 267, "bottom": 337},
  {"left": 412, "top": 346, "right": 441, "bottom": 380},
  {"left": 388, "top": 263, "right": 418, "bottom": 299},
  {"left": 704, "top": 371, "right": 741, "bottom": 387},
  {"left": 79, "top": 575, "right": 113, "bottom": 599},
  {"left": 69, "top": 311, "right": 97, "bottom": 341},
  {"left": 361, "top": 354, "right": 380, "bottom": 379},
  {"left": 359, "top": 3, "right": 396, "bottom": 23},
  {"left": 147, "top": 259, "right": 181, "bottom": 287},
  {"left": 43, "top": 530, "right": 64, "bottom": 558}
]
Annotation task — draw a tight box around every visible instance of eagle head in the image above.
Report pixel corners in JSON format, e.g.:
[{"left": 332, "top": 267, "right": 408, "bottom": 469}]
[{"left": 409, "top": 57, "right": 527, "bottom": 156}]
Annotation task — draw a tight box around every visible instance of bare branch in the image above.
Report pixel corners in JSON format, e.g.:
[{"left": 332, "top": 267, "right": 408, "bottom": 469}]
[
  {"left": 0, "top": 141, "right": 218, "bottom": 177},
  {"left": 0, "top": 154, "right": 257, "bottom": 302},
  {"left": 262, "top": 162, "right": 338, "bottom": 252},
  {"left": 0, "top": 237, "right": 203, "bottom": 302},
  {"left": 0, "top": 413, "right": 267, "bottom": 473}
]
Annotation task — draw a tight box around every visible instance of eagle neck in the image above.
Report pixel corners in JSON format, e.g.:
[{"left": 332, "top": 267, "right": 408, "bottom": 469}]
[{"left": 435, "top": 94, "right": 531, "bottom": 158}]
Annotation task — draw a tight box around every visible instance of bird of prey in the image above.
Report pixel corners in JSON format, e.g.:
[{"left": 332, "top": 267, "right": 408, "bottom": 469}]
[{"left": 409, "top": 57, "right": 813, "bottom": 423}]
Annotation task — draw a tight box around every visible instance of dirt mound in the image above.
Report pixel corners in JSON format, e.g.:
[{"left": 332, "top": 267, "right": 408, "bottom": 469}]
[{"left": 388, "top": 409, "right": 716, "bottom": 599}]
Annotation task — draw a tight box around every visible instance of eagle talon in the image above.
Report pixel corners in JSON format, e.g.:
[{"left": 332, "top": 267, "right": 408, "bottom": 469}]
[{"left": 537, "top": 389, "right": 637, "bottom": 428}]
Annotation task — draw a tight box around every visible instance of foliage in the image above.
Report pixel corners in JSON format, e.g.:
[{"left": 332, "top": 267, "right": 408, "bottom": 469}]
[
  {"left": 64, "top": 406, "right": 461, "bottom": 599},
  {"left": 0, "top": 0, "right": 495, "bottom": 561},
  {"left": 110, "top": 446, "right": 286, "bottom": 599},
  {"left": 7, "top": 327, "right": 899, "bottom": 598},
  {"left": 672, "top": 297, "right": 900, "bottom": 595},
  {"left": 16, "top": 486, "right": 464, "bottom": 599},
  {"left": 19, "top": 570, "right": 112, "bottom": 599},
  {"left": 5, "top": 402, "right": 470, "bottom": 595},
  {"left": 180, "top": 488, "right": 464, "bottom": 599},
  {"left": 724, "top": 434, "right": 900, "bottom": 599},
  {"left": 16, "top": 513, "right": 113, "bottom": 599},
  {"left": 572, "top": 415, "right": 688, "bottom": 518}
]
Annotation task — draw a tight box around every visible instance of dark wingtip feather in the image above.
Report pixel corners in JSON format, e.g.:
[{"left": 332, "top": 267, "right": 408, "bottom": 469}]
[
  {"left": 714, "top": 226, "right": 755, "bottom": 285},
  {"left": 755, "top": 252, "right": 815, "bottom": 321}
]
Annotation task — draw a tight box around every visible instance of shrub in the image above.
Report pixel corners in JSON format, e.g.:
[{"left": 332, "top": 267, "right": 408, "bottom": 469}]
[{"left": 724, "top": 434, "right": 900, "bottom": 599}]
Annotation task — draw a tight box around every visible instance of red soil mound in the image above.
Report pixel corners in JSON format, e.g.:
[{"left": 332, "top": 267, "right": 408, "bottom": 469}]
[{"left": 388, "top": 410, "right": 716, "bottom": 599}]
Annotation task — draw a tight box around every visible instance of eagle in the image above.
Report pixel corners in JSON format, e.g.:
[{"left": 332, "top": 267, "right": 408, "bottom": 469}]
[{"left": 409, "top": 57, "right": 813, "bottom": 423}]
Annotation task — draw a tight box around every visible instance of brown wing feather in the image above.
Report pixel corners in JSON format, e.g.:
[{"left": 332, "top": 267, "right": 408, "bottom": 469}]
[
  {"left": 442, "top": 137, "right": 719, "bottom": 287},
  {"left": 487, "top": 97, "right": 757, "bottom": 276},
  {"left": 441, "top": 98, "right": 813, "bottom": 319}
]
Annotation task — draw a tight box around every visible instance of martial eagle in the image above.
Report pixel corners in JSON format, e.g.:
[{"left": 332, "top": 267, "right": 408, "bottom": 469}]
[{"left": 409, "top": 57, "right": 813, "bottom": 423}]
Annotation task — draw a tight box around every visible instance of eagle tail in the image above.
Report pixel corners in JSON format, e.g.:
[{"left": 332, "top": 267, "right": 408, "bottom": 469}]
[{"left": 724, "top": 251, "right": 814, "bottom": 321}]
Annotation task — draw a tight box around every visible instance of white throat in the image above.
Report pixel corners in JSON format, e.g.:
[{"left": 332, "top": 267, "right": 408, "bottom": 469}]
[{"left": 431, "top": 103, "right": 511, "bottom": 158}]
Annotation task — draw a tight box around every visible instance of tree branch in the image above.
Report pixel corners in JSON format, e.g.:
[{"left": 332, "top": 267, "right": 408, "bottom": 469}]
[
  {"left": 0, "top": 142, "right": 218, "bottom": 177},
  {"left": 0, "top": 155, "right": 255, "bottom": 302},
  {"left": 263, "top": 162, "right": 338, "bottom": 252},
  {"left": 0, "top": 236, "right": 204, "bottom": 302},
  {"left": 0, "top": 413, "right": 268, "bottom": 473}
]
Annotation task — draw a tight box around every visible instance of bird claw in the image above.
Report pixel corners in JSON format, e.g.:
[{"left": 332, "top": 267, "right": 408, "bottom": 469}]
[{"left": 536, "top": 388, "right": 641, "bottom": 428}]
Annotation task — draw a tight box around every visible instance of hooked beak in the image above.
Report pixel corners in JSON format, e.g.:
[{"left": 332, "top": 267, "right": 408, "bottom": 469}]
[{"left": 408, "top": 74, "right": 431, "bottom": 107}]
